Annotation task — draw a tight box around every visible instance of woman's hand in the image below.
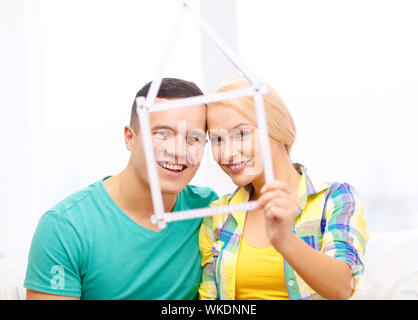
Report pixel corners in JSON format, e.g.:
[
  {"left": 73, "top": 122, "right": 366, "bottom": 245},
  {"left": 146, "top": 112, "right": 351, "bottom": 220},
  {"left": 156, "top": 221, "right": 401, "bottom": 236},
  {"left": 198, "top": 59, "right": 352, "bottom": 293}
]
[
  {"left": 255, "top": 180, "right": 355, "bottom": 299},
  {"left": 255, "top": 180, "right": 300, "bottom": 252}
]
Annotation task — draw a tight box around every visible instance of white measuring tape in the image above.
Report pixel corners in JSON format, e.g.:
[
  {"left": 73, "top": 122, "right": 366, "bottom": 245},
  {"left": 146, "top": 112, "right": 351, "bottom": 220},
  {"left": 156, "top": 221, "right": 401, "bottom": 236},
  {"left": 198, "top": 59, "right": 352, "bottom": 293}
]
[{"left": 137, "top": 0, "right": 275, "bottom": 229}]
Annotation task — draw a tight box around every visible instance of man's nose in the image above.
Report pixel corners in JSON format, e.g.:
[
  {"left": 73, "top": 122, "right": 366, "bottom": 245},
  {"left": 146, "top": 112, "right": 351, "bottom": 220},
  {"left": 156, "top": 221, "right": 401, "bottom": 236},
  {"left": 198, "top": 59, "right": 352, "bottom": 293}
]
[{"left": 165, "top": 135, "right": 188, "bottom": 165}]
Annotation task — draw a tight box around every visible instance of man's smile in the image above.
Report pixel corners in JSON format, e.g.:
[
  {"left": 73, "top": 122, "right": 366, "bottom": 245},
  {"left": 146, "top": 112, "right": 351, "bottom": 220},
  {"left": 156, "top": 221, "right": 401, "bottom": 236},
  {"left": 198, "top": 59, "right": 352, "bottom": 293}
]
[{"left": 157, "top": 161, "right": 188, "bottom": 176}]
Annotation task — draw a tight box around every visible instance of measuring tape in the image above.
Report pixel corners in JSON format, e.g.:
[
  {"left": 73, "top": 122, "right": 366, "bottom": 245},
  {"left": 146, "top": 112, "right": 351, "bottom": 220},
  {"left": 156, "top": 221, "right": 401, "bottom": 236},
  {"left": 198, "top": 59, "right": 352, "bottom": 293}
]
[{"left": 137, "top": 0, "right": 275, "bottom": 229}]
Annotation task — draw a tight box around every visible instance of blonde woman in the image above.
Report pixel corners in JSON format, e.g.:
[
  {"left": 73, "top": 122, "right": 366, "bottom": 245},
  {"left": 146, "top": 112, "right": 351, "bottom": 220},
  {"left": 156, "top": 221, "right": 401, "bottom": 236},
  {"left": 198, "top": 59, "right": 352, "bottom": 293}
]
[{"left": 199, "top": 76, "right": 369, "bottom": 300}]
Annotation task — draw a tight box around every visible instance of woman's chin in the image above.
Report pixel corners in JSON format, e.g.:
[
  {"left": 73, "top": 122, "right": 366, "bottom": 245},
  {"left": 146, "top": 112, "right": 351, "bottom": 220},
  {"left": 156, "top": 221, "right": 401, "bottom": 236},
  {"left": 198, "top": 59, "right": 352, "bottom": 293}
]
[
  {"left": 228, "top": 172, "right": 254, "bottom": 187},
  {"left": 224, "top": 167, "right": 262, "bottom": 187}
]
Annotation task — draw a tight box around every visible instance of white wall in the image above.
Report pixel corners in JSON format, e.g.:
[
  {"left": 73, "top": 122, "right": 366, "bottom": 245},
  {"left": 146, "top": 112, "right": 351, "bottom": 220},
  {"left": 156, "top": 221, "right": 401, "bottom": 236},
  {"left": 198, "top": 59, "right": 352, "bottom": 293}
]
[
  {"left": 1, "top": 0, "right": 206, "bottom": 265},
  {"left": 1, "top": 0, "right": 417, "bottom": 268},
  {"left": 237, "top": 0, "right": 418, "bottom": 232},
  {"left": 0, "top": 0, "right": 45, "bottom": 265}
]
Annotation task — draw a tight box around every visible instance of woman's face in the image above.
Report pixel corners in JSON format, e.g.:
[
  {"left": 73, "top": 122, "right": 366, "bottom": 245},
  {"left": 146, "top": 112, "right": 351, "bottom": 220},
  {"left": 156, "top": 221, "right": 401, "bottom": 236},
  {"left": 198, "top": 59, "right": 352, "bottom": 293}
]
[{"left": 207, "top": 103, "right": 265, "bottom": 187}]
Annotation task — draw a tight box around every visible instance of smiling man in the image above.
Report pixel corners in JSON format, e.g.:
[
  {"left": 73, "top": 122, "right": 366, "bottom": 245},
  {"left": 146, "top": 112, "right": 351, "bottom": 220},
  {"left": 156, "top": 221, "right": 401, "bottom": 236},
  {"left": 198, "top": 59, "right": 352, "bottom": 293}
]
[{"left": 24, "top": 78, "right": 218, "bottom": 300}]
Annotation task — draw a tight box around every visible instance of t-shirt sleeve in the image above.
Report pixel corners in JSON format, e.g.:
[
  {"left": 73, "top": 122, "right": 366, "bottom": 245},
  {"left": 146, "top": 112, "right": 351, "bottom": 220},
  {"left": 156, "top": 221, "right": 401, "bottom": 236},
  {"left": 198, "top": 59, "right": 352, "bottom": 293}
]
[
  {"left": 206, "top": 188, "right": 219, "bottom": 206},
  {"left": 24, "top": 211, "right": 83, "bottom": 297},
  {"left": 187, "top": 185, "right": 219, "bottom": 208}
]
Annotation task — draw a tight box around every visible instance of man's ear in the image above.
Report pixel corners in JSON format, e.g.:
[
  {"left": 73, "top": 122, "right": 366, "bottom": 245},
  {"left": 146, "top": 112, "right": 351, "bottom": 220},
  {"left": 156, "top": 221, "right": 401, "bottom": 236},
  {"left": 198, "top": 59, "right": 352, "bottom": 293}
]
[{"left": 124, "top": 125, "right": 136, "bottom": 151}]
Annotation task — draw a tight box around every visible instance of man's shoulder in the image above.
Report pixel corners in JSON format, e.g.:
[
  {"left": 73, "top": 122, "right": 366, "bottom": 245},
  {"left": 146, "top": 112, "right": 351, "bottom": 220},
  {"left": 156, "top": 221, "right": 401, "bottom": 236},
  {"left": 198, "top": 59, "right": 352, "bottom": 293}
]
[
  {"left": 33, "top": 180, "right": 107, "bottom": 248},
  {"left": 48, "top": 180, "right": 103, "bottom": 218},
  {"left": 182, "top": 185, "right": 219, "bottom": 201},
  {"left": 177, "top": 185, "right": 219, "bottom": 210}
]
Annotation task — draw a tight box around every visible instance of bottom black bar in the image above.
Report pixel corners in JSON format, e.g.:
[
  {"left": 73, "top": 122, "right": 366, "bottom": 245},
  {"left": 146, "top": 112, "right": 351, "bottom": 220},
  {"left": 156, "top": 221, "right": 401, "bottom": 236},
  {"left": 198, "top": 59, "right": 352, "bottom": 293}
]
[{"left": 1, "top": 300, "right": 414, "bottom": 318}]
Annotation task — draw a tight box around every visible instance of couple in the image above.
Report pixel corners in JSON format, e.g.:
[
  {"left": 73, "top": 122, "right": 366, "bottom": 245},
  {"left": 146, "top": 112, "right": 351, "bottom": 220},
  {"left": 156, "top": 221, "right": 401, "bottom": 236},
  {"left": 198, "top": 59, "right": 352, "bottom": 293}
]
[{"left": 24, "top": 77, "right": 368, "bottom": 300}]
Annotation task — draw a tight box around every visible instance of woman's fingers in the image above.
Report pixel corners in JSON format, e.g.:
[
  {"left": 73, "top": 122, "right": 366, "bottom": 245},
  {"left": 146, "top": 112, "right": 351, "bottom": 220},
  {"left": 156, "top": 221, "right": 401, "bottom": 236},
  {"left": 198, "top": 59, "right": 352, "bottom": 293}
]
[
  {"left": 264, "top": 198, "right": 294, "bottom": 218},
  {"left": 264, "top": 205, "right": 283, "bottom": 221},
  {"left": 256, "top": 189, "right": 288, "bottom": 209}
]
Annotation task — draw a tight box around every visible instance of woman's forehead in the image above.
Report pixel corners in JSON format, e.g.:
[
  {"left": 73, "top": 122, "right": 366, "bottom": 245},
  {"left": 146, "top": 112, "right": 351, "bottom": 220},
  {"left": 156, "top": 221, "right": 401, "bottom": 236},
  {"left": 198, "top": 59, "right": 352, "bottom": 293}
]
[{"left": 207, "top": 104, "right": 254, "bottom": 130}]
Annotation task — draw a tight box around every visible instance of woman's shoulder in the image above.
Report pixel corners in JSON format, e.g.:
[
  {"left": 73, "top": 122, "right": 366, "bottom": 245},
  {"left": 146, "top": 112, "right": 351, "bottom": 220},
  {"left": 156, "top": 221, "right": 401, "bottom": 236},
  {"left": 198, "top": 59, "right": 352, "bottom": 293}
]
[
  {"left": 322, "top": 181, "right": 365, "bottom": 225},
  {"left": 324, "top": 181, "right": 362, "bottom": 202},
  {"left": 299, "top": 163, "right": 361, "bottom": 200}
]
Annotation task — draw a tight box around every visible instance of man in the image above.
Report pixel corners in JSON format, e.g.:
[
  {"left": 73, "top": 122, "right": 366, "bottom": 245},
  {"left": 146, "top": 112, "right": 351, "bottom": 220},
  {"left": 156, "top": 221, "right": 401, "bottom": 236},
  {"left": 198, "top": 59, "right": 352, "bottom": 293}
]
[{"left": 24, "top": 78, "right": 218, "bottom": 299}]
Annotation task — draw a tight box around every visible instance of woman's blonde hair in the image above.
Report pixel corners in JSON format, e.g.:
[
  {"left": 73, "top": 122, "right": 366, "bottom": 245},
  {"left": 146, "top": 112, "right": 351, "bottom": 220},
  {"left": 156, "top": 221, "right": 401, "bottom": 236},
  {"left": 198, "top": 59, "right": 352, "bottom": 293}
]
[{"left": 214, "top": 75, "right": 296, "bottom": 153}]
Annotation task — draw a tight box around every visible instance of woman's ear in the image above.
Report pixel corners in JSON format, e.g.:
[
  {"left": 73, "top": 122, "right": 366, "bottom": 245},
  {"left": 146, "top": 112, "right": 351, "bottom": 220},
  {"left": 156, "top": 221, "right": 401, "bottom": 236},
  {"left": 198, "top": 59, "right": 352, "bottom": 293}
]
[{"left": 124, "top": 125, "right": 136, "bottom": 152}]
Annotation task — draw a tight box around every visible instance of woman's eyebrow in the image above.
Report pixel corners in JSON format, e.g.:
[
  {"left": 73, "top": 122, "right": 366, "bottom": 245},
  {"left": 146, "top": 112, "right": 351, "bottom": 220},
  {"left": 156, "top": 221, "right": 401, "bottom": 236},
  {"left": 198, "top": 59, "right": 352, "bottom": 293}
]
[
  {"left": 208, "top": 123, "right": 252, "bottom": 134},
  {"left": 231, "top": 122, "right": 252, "bottom": 129},
  {"left": 209, "top": 123, "right": 252, "bottom": 135}
]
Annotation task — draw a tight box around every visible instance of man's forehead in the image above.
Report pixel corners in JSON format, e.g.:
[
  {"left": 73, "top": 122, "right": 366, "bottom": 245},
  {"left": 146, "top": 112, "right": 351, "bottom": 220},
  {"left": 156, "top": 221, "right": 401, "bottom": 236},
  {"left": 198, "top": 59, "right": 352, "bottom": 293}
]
[
  {"left": 150, "top": 116, "right": 205, "bottom": 128},
  {"left": 151, "top": 123, "right": 206, "bottom": 135},
  {"left": 149, "top": 101, "right": 206, "bottom": 128}
]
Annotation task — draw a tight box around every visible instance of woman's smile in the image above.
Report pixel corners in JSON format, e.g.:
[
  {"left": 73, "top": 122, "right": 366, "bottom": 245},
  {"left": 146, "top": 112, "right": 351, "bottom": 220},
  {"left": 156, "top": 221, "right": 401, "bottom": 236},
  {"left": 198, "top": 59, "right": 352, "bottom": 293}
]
[{"left": 225, "top": 159, "right": 253, "bottom": 173}]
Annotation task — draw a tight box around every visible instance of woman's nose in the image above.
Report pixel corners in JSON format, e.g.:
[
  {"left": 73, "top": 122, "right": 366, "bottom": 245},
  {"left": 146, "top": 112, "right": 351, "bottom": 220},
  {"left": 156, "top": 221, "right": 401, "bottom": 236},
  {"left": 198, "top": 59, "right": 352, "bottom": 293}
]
[{"left": 221, "top": 137, "right": 240, "bottom": 164}]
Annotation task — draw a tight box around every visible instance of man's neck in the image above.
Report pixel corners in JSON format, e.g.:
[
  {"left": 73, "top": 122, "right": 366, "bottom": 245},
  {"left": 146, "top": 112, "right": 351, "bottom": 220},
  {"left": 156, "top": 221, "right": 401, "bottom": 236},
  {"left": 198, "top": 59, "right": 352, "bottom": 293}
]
[{"left": 103, "top": 164, "right": 177, "bottom": 231}]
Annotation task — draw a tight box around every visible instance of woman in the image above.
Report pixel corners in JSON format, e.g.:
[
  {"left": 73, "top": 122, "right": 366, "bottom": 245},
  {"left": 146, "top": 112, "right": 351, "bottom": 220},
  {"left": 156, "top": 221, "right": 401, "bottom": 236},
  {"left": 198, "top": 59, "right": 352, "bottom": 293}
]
[{"left": 199, "top": 76, "right": 369, "bottom": 300}]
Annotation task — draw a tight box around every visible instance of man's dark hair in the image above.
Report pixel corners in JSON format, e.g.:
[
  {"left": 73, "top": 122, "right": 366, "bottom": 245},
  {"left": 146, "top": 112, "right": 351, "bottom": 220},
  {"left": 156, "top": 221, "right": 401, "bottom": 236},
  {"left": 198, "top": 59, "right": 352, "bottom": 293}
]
[{"left": 130, "top": 78, "right": 204, "bottom": 131}]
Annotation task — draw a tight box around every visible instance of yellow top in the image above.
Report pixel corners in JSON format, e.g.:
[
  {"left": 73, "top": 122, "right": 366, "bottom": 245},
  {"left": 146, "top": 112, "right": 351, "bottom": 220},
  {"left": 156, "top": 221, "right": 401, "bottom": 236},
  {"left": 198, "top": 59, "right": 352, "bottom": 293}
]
[{"left": 235, "top": 236, "right": 289, "bottom": 300}]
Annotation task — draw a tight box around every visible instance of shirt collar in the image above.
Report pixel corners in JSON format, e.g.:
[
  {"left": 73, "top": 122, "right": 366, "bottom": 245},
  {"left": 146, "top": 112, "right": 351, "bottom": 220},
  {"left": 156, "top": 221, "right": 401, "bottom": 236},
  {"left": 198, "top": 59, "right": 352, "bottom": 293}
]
[
  {"left": 294, "top": 163, "right": 329, "bottom": 216},
  {"left": 227, "top": 184, "right": 252, "bottom": 233},
  {"left": 228, "top": 163, "right": 330, "bottom": 219}
]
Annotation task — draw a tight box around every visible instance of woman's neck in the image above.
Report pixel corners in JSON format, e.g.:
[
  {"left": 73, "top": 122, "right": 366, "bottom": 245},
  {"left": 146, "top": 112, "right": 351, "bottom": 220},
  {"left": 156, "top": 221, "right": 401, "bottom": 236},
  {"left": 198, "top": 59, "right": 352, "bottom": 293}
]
[{"left": 250, "top": 152, "right": 301, "bottom": 201}]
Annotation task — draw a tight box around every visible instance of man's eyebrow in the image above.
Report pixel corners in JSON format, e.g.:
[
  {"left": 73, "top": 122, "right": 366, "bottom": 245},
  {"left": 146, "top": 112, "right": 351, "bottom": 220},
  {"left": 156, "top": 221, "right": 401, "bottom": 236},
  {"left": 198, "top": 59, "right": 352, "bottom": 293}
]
[
  {"left": 151, "top": 125, "right": 175, "bottom": 131},
  {"left": 151, "top": 126, "right": 206, "bottom": 136}
]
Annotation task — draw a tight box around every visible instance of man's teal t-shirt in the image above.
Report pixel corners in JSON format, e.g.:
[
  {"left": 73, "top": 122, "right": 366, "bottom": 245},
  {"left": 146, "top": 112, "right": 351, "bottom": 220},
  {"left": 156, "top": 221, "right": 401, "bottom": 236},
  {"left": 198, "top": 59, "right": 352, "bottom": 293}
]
[{"left": 24, "top": 179, "right": 218, "bottom": 299}]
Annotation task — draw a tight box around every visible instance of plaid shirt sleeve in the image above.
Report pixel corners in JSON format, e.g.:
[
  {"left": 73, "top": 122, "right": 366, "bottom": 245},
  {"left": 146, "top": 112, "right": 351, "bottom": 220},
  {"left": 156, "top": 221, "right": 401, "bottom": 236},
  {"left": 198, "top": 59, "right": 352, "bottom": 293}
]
[
  {"left": 320, "top": 183, "right": 369, "bottom": 293},
  {"left": 198, "top": 215, "right": 218, "bottom": 300}
]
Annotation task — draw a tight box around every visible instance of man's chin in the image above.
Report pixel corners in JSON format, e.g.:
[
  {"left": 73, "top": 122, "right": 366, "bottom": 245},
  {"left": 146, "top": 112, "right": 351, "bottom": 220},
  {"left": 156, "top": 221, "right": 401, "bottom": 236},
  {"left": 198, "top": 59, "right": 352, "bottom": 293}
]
[{"left": 160, "top": 180, "right": 189, "bottom": 196}]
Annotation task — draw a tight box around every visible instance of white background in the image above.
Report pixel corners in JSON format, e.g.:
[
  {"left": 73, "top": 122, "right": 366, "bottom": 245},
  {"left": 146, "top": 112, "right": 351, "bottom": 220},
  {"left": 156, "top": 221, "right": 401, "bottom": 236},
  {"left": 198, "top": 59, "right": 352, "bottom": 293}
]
[{"left": 1, "top": 0, "right": 417, "bottom": 270}]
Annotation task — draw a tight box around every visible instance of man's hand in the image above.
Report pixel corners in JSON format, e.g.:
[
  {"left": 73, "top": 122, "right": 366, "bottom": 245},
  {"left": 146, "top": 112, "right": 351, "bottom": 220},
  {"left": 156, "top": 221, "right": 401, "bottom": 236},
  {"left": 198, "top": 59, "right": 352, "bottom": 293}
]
[{"left": 26, "top": 289, "right": 80, "bottom": 300}]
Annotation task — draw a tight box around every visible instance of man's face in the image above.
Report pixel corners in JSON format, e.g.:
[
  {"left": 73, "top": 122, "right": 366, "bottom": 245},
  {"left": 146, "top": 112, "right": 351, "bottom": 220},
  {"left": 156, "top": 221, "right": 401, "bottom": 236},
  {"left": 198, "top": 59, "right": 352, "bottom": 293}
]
[{"left": 127, "top": 98, "right": 207, "bottom": 195}]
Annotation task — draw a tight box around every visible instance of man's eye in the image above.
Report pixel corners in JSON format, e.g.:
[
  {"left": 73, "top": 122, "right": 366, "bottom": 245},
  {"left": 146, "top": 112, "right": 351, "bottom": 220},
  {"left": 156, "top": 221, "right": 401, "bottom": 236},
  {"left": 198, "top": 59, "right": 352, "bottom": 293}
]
[
  {"left": 187, "top": 136, "right": 199, "bottom": 143},
  {"left": 154, "top": 130, "right": 170, "bottom": 138}
]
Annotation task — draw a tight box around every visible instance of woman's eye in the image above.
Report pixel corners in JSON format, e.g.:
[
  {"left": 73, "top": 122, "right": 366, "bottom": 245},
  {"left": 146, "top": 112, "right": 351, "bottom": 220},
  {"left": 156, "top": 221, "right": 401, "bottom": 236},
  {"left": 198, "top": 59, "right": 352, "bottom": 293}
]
[
  {"left": 210, "top": 136, "right": 222, "bottom": 144},
  {"left": 233, "top": 129, "right": 251, "bottom": 139},
  {"left": 240, "top": 130, "right": 251, "bottom": 138}
]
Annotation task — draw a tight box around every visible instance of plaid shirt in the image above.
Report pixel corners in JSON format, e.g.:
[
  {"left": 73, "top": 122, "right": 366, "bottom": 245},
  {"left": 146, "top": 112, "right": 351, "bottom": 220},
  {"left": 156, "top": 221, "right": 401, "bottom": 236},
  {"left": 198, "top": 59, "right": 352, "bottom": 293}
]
[{"left": 199, "top": 164, "right": 369, "bottom": 300}]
